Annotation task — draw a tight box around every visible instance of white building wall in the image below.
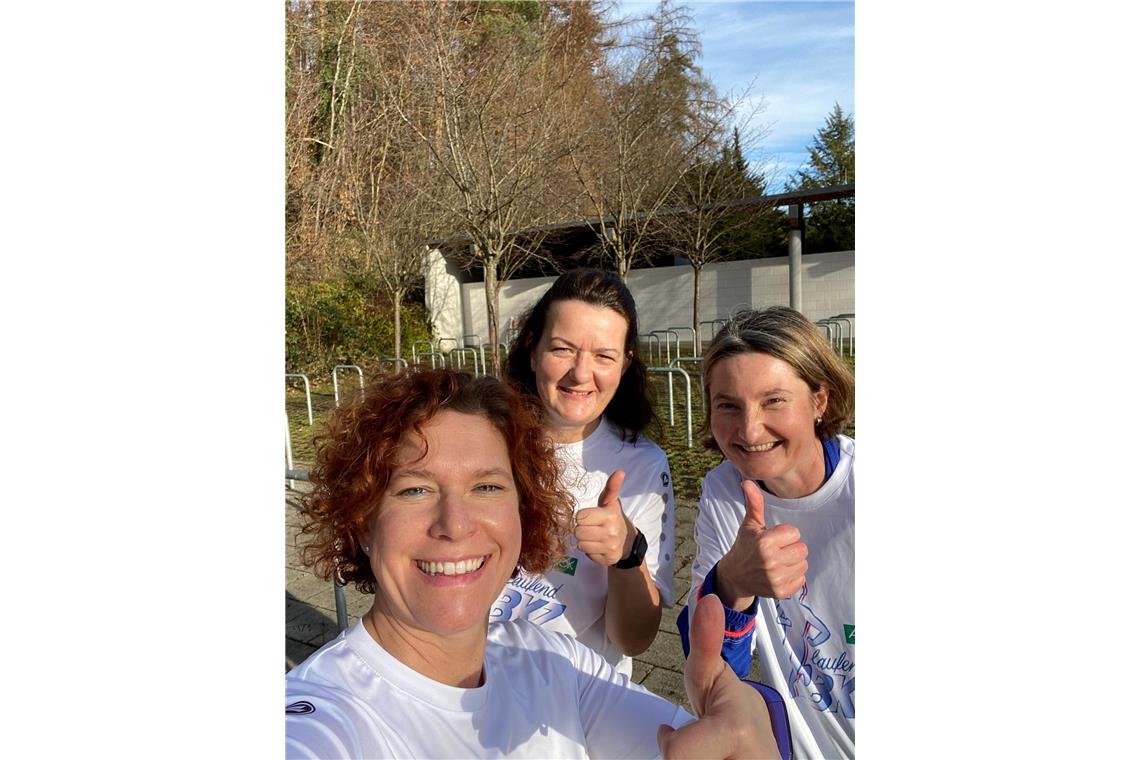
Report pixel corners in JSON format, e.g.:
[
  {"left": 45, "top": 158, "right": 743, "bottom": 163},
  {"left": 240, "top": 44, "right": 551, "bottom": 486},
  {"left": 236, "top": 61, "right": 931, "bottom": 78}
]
[
  {"left": 423, "top": 247, "right": 465, "bottom": 343},
  {"left": 432, "top": 249, "right": 854, "bottom": 348}
]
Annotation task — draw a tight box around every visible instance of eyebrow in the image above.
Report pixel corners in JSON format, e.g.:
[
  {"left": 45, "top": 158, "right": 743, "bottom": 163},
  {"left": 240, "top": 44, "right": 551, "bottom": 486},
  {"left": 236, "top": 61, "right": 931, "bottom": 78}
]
[
  {"left": 392, "top": 467, "right": 512, "bottom": 480},
  {"left": 548, "top": 336, "right": 620, "bottom": 355},
  {"left": 711, "top": 388, "right": 795, "bottom": 400}
]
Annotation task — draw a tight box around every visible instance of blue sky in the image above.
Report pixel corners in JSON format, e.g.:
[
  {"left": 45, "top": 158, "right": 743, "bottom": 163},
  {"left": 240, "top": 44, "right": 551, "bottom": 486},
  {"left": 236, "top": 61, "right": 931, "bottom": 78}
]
[{"left": 608, "top": 0, "right": 854, "bottom": 192}]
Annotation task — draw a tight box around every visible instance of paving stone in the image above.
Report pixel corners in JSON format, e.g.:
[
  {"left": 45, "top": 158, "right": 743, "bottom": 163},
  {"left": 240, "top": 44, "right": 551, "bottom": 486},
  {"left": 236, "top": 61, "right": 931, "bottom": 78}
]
[
  {"left": 631, "top": 660, "right": 651, "bottom": 685},
  {"left": 287, "top": 638, "right": 318, "bottom": 672},
  {"left": 637, "top": 629, "right": 687, "bottom": 673},
  {"left": 640, "top": 668, "right": 689, "bottom": 711},
  {"left": 285, "top": 603, "right": 341, "bottom": 646},
  {"left": 289, "top": 571, "right": 336, "bottom": 605}
]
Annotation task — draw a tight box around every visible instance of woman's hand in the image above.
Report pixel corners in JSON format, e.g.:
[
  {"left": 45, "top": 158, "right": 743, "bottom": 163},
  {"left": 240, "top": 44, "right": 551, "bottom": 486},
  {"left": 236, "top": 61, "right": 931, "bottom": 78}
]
[
  {"left": 717, "top": 480, "right": 809, "bottom": 609},
  {"left": 657, "top": 593, "right": 780, "bottom": 759},
  {"left": 574, "top": 470, "right": 632, "bottom": 566}
]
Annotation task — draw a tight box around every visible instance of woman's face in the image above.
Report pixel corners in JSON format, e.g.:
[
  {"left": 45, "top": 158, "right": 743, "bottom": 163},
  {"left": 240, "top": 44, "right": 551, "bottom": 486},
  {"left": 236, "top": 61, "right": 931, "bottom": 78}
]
[
  {"left": 530, "top": 299, "right": 629, "bottom": 443},
  {"left": 362, "top": 410, "right": 522, "bottom": 642},
  {"left": 708, "top": 351, "right": 829, "bottom": 497}
]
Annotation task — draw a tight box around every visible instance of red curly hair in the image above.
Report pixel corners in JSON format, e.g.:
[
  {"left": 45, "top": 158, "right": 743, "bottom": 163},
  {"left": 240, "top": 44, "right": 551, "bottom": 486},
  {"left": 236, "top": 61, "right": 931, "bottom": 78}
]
[{"left": 298, "top": 369, "right": 574, "bottom": 595}]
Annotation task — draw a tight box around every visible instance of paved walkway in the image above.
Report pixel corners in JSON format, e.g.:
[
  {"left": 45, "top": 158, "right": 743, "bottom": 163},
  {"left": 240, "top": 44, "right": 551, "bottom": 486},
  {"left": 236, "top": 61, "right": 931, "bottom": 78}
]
[{"left": 285, "top": 482, "right": 703, "bottom": 707}]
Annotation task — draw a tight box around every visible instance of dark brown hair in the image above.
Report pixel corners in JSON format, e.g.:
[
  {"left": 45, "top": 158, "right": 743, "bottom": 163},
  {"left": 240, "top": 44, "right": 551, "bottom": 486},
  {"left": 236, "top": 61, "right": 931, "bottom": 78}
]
[
  {"left": 298, "top": 369, "right": 574, "bottom": 594},
  {"left": 505, "top": 268, "right": 656, "bottom": 442}
]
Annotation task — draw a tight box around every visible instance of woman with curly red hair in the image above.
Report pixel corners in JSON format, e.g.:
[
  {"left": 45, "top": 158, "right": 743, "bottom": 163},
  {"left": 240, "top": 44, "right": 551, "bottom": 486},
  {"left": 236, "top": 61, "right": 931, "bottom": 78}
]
[{"left": 285, "top": 369, "right": 785, "bottom": 759}]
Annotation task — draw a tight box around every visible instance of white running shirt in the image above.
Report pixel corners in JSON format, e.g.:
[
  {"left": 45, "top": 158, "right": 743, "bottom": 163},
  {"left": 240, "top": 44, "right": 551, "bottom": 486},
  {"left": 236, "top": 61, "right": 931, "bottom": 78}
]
[
  {"left": 285, "top": 619, "right": 691, "bottom": 759},
  {"left": 489, "top": 419, "right": 676, "bottom": 676}
]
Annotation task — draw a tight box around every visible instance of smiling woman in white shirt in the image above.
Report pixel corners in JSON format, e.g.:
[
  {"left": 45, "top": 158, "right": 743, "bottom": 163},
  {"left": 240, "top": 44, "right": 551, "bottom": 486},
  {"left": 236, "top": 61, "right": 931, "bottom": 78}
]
[
  {"left": 495, "top": 269, "right": 677, "bottom": 678},
  {"left": 285, "top": 368, "right": 785, "bottom": 759},
  {"left": 678, "top": 306, "right": 856, "bottom": 760}
]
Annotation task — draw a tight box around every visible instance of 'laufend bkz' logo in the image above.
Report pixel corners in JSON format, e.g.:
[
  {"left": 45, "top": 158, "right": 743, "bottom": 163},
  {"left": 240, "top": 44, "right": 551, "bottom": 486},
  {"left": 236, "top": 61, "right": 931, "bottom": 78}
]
[
  {"left": 555, "top": 556, "right": 578, "bottom": 576},
  {"left": 844, "top": 624, "right": 855, "bottom": 645}
]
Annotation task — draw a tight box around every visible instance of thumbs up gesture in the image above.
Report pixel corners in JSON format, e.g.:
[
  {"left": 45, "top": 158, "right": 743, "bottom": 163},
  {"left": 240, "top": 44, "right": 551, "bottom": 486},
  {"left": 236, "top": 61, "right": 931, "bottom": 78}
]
[
  {"left": 657, "top": 594, "right": 780, "bottom": 759},
  {"left": 718, "top": 480, "right": 809, "bottom": 607},
  {"left": 574, "top": 470, "right": 634, "bottom": 567}
]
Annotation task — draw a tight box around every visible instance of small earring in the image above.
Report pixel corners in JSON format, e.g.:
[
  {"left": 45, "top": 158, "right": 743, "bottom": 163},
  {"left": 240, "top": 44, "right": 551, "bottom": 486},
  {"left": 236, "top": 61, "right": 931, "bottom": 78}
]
[
  {"left": 815, "top": 416, "right": 822, "bottom": 426},
  {"left": 362, "top": 545, "right": 369, "bottom": 554}
]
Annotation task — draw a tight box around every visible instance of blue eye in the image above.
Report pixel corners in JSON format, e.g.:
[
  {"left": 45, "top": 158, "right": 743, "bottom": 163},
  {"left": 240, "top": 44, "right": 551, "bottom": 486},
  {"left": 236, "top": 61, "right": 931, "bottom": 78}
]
[
  {"left": 396, "top": 486, "right": 427, "bottom": 498},
  {"left": 475, "top": 483, "right": 505, "bottom": 494}
]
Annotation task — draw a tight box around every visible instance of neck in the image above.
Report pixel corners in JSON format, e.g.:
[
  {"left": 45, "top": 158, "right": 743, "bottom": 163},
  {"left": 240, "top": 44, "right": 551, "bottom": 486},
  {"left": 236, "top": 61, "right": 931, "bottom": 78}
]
[
  {"left": 764, "top": 438, "right": 826, "bottom": 499},
  {"left": 547, "top": 415, "right": 602, "bottom": 444},
  {"left": 363, "top": 606, "right": 487, "bottom": 688}
]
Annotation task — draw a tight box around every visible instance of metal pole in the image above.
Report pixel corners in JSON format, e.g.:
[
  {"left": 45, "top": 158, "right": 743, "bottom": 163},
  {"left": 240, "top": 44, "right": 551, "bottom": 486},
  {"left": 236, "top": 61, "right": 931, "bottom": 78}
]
[{"left": 788, "top": 203, "right": 803, "bottom": 312}]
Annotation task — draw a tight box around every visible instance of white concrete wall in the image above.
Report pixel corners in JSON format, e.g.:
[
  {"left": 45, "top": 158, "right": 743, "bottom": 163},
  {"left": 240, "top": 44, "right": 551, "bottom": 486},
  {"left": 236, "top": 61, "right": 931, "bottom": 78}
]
[{"left": 428, "top": 249, "right": 854, "bottom": 348}]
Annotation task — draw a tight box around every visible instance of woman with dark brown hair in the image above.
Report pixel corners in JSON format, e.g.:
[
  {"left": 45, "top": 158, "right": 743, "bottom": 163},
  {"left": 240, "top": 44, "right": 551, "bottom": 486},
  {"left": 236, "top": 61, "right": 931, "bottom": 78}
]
[{"left": 285, "top": 369, "right": 785, "bottom": 759}]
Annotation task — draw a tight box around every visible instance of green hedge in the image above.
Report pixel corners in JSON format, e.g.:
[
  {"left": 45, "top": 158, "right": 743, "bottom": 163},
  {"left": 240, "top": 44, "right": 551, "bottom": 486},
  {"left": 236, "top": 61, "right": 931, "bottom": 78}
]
[{"left": 286, "top": 274, "right": 432, "bottom": 377}]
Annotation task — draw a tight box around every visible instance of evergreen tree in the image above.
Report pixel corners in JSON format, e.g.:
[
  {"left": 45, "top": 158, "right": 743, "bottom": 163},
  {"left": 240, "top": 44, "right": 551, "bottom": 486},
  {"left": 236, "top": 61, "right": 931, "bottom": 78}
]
[{"left": 788, "top": 103, "right": 855, "bottom": 252}]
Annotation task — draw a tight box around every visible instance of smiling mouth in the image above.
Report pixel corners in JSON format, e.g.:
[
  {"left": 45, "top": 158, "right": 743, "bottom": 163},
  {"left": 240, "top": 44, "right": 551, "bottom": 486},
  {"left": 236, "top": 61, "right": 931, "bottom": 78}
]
[
  {"left": 740, "top": 441, "right": 780, "bottom": 452},
  {"left": 558, "top": 387, "right": 593, "bottom": 398},
  {"left": 415, "top": 556, "right": 488, "bottom": 576}
]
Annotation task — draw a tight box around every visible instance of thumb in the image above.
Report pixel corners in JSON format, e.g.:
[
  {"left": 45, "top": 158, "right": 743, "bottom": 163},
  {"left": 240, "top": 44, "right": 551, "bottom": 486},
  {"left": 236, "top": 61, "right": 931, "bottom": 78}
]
[
  {"left": 598, "top": 470, "right": 625, "bottom": 510},
  {"left": 685, "top": 593, "right": 729, "bottom": 717},
  {"left": 741, "top": 479, "right": 767, "bottom": 530}
]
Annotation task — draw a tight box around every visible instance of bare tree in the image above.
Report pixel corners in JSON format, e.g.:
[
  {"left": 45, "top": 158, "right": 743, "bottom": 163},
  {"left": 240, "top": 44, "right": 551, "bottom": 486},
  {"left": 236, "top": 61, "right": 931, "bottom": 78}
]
[
  {"left": 569, "top": 0, "right": 722, "bottom": 280},
  {"left": 381, "top": 2, "right": 597, "bottom": 373},
  {"left": 656, "top": 113, "right": 776, "bottom": 351}
]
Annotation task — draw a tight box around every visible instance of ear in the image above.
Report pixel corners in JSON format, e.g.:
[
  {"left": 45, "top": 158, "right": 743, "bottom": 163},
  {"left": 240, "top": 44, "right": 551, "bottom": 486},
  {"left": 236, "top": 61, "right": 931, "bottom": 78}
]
[
  {"left": 621, "top": 351, "right": 633, "bottom": 376},
  {"left": 813, "top": 386, "right": 830, "bottom": 419}
]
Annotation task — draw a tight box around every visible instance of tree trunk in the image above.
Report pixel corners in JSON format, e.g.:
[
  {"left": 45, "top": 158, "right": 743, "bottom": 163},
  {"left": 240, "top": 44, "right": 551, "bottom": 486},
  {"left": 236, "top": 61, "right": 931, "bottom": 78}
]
[
  {"left": 393, "top": 286, "right": 403, "bottom": 360},
  {"left": 484, "top": 254, "right": 502, "bottom": 377}
]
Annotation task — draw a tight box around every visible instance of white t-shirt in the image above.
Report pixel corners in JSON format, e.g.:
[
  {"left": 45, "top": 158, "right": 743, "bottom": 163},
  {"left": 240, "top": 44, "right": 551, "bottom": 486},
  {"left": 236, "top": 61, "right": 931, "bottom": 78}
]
[
  {"left": 687, "top": 435, "right": 855, "bottom": 760},
  {"left": 489, "top": 419, "right": 676, "bottom": 676},
  {"left": 285, "top": 619, "right": 691, "bottom": 759}
]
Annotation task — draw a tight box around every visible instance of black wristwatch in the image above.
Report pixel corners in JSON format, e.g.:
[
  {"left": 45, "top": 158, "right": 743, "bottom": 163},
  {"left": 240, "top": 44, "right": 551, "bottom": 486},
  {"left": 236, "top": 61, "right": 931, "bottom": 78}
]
[{"left": 613, "top": 528, "right": 648, "bottom": 569}]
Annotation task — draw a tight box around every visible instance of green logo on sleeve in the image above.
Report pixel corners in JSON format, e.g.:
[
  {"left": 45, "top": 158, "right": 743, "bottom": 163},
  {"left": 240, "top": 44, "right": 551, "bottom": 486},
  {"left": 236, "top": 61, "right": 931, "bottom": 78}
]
[
  {"left": 844, "top": 624, "right": 855, "bottom": 645},
  {"left": 555, "top": 556, "right": 578, "bottom": 576}
]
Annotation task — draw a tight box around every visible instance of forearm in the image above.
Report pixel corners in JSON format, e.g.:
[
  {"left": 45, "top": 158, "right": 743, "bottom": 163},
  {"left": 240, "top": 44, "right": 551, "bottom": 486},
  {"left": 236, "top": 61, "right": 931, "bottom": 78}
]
[
  {"left": 714, "top": 549, "right": 760, "bottom": 612},
  {"left": 604, "top": 563, "right": 662, "bottom": 655}
]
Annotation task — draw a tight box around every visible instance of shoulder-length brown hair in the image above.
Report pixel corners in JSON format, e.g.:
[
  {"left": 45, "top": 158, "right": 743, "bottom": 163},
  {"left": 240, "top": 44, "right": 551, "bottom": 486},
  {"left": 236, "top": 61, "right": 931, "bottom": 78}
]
[
  {"left": 701, "top": 306, "right": 855, "bottom": 448},
  {"left": 298, "top": 369, "right": 574, "bottom": 595}
]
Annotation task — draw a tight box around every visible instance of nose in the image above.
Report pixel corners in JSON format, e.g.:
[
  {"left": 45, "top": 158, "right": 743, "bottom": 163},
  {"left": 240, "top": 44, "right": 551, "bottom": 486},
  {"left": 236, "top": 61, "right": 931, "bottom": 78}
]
[
  {"left": 429, "top": 492, "right": 475, "bottom": 539},
  {"left": 568, "top": 351, "right": 592, "bottom": 383},
  {"left": 740, "top": 405, "right": 767, "bottom": 441}
]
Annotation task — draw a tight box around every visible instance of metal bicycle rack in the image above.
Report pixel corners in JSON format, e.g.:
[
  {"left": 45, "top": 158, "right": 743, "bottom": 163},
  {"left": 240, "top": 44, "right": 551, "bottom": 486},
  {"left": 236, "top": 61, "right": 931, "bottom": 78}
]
[
  {"left": 815, "top": 321, "right": 838, "bottom": 354},
  {"left": 668, "top": 326, "right": 699, "bottom": 358},
  {"left": 817, "top": 318, "right": 845, "bottom": 357},
  {"left": 670, "top": 356, "right": 705, "bottom": 402},
  {"left": 332, "top": 364, "right": 364, "bottom": 406},
  {"left": 285, "top": 373, "right": 313, "bottom": 425},
  {"left": 647, "top": 366, "right": 693, "bottom": 447},
  {"left": 649, "top": 329, "right": 680, "bottom": 366},
  {"left": 418, "top": 351, "right": 445, "bottom": 369},
  {"left": 478, "top": 343, "right": 508, "bottom": 375},
  {"left": 450, "top": 347, "right": 480, "bottom": 375},
  {"left": 832, "top": 313, "right": 855, "bottom": 354},
  {"left": 285, "top": 412, "right": 295, "bottom": 490},
  {"left": 411, "top": 340, "right": 435, "bottom": 365},
  {"left": 379, "top": 357, "right": 408, "bottom": 373},
  {"left": 642, "top": 334, "right": 661, "bottom": 365}
]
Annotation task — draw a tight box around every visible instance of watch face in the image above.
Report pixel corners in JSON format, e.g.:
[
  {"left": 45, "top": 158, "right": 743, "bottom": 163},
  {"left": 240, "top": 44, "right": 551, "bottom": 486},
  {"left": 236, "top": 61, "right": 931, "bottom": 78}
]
[{"left": 616, "top": 529, "right": 647, "bottom": 568}]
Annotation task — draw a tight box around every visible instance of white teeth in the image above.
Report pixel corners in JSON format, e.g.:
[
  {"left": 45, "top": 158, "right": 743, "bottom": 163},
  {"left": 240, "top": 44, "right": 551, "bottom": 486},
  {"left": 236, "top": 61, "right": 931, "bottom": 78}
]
[
  {"left": 417, "top": 557, "right": 487, "bottom": 576},
  {"left": 742, "top": 441, "right": 778, "bottom": 452}
]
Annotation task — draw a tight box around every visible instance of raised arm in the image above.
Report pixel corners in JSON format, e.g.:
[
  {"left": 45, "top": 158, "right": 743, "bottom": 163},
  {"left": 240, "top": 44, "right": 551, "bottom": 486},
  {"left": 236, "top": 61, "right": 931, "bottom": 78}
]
[
  {"left": 575, "top": 469, "right": 663, "bottom": 655},
  {"left": 658, "top": 594, "right": 788, "bottom": 760}
]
